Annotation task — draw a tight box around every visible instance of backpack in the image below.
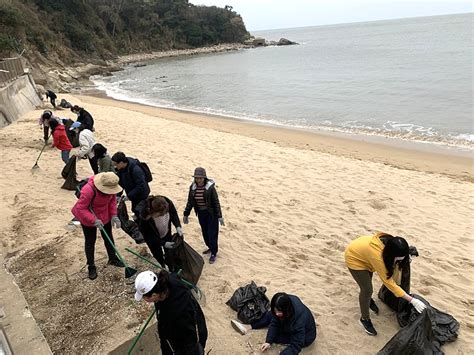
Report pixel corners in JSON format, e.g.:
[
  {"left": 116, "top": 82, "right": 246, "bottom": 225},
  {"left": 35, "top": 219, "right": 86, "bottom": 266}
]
[
  {"left": 137, "top": 160, "right": 153, "bottom": 182},
  {"left": 75, "top": 178, "right": 97, "bottom": 210},
  {"left": 75, "top": 178, "right": 90, "bottom": 199}
]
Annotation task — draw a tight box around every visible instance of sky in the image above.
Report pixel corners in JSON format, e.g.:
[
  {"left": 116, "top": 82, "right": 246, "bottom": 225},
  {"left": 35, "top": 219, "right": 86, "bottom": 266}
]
[{"left": 191, "top": 0, "right": 472, "bottom": 31}]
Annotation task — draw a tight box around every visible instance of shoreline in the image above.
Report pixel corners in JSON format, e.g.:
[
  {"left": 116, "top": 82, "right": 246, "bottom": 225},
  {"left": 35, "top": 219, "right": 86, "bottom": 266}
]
[
  {"left": 77, "top": 93, "right": 473, "bottom": 181},
  {"left": 110, "top": 43, "right": 248, "bottom": 66}
]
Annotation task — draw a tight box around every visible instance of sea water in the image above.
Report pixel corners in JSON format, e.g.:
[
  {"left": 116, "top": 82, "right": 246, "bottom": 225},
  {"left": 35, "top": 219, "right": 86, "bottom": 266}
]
[{"left": 92, "top": 13, "right": 473, "bottom": 150}]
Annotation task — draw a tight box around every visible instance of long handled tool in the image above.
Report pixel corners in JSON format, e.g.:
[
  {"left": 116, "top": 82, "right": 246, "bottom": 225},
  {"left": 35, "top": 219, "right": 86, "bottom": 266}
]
[
  {"left": 31, "top": 134, "right": 51, "bottom": 169},
  {"left": 99, "top": 226, "right": 137, "bottom": 278},
  {"left": 126, "top": 308, "right": 156, "bottom": 355}
]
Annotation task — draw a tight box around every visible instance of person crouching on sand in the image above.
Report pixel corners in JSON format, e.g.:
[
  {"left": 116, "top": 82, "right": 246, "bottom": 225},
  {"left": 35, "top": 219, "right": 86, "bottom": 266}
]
[
  {"left": 345, "top": 232, "right": 427, "bottom": 336},
  {"left": 48, "top": 118, "right": 72, "bottom": 164},
  {"left": 252, "top": 293, "right": 317, "bottom": 354},
  {"left": 134, "top": 270, "right": 208, "bottom": 355},
  {"left": 71, "top": 172, "right": 124, "bottom": 280},
  {"left": 183, "top": 167, "right": 223, "bottom": 264}
]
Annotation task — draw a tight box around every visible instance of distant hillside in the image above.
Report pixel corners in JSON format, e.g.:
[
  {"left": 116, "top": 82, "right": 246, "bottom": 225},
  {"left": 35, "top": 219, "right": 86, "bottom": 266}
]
[{"left": 0, "top": 0, "right": 249, "bottom": 63}]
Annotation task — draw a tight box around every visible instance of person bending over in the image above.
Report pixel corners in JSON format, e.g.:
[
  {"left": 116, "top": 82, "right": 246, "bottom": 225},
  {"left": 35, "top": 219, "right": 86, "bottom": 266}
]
[
  {"left": 134, "top": 270, "right": 208, "bottom": 355},
  {"left": 71, "top": 172, "right": 124, "bottom": 280},
  {"left": 136, "top": 195, "right": 183, "bottom": 268},
  {"left": 49, "top": 118, "right": 72, "bottom": 164},
  {"left": 111, "top": 151, "right": 150, "bottom": 217},
  {"left": 45, "top": 89, "right": 57, "bottom": 108},
  {"left": 345, "top": 232, "right": 427, "bottom": 336},
  {"left": 70, "top": 121, "right": 98, "bottom": 174}
]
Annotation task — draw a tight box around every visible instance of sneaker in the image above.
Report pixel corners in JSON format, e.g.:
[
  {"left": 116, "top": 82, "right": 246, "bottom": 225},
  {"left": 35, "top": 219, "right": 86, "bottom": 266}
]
[
  {"left": 370, "top": 299, "right": 379, "bottom": 315},
  {"left": 359, "top": 318, "right": 377, "bottom": 336},
  {"left": 88, "top": 265, "right": 97, "bottom": 280},
  {"left": 108, "top": 259, "right": 125, "bottom": 267},
  {"left": 209, "top": 254, "right": 216, "bottom": 264},
  {"left": 202, "top": 248, "right": 211, "bottom": 254},
  {"left": 231, "top": 320, "right": 248, "bottom": 335}
]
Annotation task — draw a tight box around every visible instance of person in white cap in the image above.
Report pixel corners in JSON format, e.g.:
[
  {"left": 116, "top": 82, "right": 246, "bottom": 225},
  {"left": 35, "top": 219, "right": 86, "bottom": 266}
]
[{"left": 134, "top": 270, "right": 207, "bottom": 355}]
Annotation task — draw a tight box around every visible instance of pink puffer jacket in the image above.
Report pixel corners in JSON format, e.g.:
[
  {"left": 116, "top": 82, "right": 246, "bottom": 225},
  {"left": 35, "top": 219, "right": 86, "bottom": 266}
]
[{"left": 71, "top": 176, "right": 117, "bottom": 227}]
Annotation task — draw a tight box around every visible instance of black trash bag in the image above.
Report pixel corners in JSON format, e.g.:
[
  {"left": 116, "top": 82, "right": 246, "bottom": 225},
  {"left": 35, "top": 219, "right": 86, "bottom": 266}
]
[
  {"left": 59, "top": 99, "right": 73, "bottom": 108},
  {"left": 164, "top": 233, "right": 204, "bottom": 285},
  {"left": 61, "top": 157, "right": 79, "bottom": 190},
  {"left": 117, "top": 199, "right": 145, "bottom": 244},
  {"left": 378, "top": 296, "right": 459, "bottom": 355},
  {"left": 226, "top": 281, "right": 270, "bottom": 324},
  {"left": 62, "top": 118, "right": 79, "bottom": 147}
]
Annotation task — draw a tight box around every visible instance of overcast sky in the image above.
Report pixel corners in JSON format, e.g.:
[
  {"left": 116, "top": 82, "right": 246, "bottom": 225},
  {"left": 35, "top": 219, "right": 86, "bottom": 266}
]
[{"left": 191, "top": 0, "right": 472, "bottom": 31}]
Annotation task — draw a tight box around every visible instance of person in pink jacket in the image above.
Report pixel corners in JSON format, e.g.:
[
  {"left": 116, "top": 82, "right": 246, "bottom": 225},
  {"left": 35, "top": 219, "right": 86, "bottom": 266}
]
[{"left": 72, "top": 172, "right": 124, "bottom": 280}]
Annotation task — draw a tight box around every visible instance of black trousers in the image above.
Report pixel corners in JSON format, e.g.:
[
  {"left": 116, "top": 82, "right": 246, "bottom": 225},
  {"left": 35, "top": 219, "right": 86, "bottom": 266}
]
[
  {"left": 81, "top": 222, "right": 118, "bottom": 266},
  {"left": 89, "top": 155, "right": 99, "bottom": 174},
  {"left": 143, "top": 231, "right": 171, "bottom": 267},
  {"left": 43, "top": 125, "right": 49, "bottom": 142}
]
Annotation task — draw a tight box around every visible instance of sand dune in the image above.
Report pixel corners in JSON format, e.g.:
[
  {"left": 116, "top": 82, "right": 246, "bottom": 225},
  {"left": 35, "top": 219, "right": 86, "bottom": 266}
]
[{"left": 0, "top": 95, "right": 472, "bottom": 354}]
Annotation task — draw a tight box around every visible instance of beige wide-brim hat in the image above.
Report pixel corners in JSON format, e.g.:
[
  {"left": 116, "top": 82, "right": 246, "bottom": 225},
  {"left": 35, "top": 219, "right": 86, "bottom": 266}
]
[{"left": 94, "top": 172, "right": 122, "bottom": 194}]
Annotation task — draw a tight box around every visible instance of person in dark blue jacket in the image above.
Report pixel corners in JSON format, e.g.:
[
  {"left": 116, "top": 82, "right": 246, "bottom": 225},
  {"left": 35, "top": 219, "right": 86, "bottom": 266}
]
[
  {"left": 261, "top": 293, "right": 317, "bottom": 355},
  {"left": 111, "top": 152, "right": 150, "bottom": 216}
]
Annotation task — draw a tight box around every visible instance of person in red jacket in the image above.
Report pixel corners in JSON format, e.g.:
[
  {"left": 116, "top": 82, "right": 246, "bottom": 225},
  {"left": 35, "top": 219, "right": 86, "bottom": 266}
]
[
  {"left": 71, "top": 172, "right": 124, "bottom": 280},
  {"left": 49, "top": 119, "right": 73, "bottom": 164}
]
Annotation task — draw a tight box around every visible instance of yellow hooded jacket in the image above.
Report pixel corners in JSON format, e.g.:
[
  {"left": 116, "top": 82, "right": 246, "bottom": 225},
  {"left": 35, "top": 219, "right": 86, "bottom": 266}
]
[{"left": 345, "top": 233, "right": 405, "bottom": 297}]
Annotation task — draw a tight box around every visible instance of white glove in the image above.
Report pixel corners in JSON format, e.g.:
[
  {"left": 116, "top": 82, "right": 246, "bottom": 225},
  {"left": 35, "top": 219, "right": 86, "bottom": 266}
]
[
  {"left": 410, "top": 297, "right": 427, "bottom": 313},
  {"left": 94, "top": 219, "right": 104, "bottom": 229},
  {"left": 176, "top": 226, "right": 183, "bottom": 237},
  {"left": 218, "top": 218, "right": 225, "bottom": 226},
  {"left": 111, "top": 216, "right": 121, "bottom": 229},
  {"left": 164, "top": 242, "right": 175, "bottom": 249},
  {"left": 183, "top": 215, "right": 189, "bottom": 224}
]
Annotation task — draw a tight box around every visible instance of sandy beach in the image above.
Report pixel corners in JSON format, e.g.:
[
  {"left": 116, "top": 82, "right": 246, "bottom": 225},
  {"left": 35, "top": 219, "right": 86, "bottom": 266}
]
[{"left": 0, "top": 94, "right": 473, "bottom": 354}]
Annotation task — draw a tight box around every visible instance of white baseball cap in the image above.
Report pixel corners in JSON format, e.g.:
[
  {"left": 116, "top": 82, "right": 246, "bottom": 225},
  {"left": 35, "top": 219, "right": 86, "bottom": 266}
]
[{"left": 134, "top": 271, "right": 158, "bottom": 301}]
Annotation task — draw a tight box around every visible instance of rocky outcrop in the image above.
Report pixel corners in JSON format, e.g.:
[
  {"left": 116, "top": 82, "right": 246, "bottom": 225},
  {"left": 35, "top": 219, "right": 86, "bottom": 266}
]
[
  {"left": 245, "top": 37, "right": 298, "bottom": 47},
  {"left": 30, "top": 62, "right": 123, "bottom": 93}
]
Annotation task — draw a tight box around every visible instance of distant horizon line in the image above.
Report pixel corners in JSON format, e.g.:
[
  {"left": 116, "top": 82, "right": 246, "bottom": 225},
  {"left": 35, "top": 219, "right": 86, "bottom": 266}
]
[{"left": 249, "top": 11, "right": 472, "bottom": 33}]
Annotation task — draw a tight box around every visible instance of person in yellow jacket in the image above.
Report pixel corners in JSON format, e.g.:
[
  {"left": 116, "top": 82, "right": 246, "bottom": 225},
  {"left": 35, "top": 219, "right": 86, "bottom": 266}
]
[{"left": 345, "top": 232, "right": 427, "bottom": 336}]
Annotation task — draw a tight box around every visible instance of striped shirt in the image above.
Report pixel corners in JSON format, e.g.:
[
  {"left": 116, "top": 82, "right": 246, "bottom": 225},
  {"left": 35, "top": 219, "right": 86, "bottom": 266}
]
[{"left": 195, "top": 185, "right": 207, "bottom": 210}]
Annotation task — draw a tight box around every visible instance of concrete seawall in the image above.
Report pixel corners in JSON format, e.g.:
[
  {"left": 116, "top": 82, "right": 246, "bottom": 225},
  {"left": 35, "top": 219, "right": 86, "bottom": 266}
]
[{"left": 0, "top": 74, "right": 42, "bottom": 128}]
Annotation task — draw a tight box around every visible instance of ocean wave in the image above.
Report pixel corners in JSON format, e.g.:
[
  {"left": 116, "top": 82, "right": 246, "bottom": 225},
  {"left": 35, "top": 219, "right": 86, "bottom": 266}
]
[{"left": 90, "top": 78, "right": 474, "bottom": 151}]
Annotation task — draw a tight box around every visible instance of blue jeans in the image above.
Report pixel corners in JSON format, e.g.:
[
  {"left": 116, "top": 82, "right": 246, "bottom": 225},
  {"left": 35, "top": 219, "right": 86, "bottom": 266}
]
[
  {"left": 61, "top": 150, "right": 70, "bottom": 164},
  {"left": 197, "top": 209, "right": 219, "bottom": 255}
]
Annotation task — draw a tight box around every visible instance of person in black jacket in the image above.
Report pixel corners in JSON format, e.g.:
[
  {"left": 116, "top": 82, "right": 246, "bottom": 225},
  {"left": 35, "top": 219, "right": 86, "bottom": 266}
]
[
  {"left": 183, "top": 167, "right": 223, "bottom": 264},
  {"left": 261, "top": 293, "right": 317, "bottom": 355},
  {"left": 134, "top": 270, "right": 207, "bottom": 355},
  {"left": 111, "top": 152, "right": 150, "bottom": 216},
  {"left": 45, "top": 89, "right": 57, "bottom": 108},
  {"left": 71, "top": 105, "right": 94, "bottom": 131},
  {"left": 136, "top": 195, "right": 183, "bottom": 267}
]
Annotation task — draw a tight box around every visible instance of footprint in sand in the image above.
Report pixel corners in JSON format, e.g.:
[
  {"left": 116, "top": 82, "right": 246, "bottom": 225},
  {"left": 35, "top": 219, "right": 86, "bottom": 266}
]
[{"left": 368, "top": 199, "right": 386, "bottom": 210}]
